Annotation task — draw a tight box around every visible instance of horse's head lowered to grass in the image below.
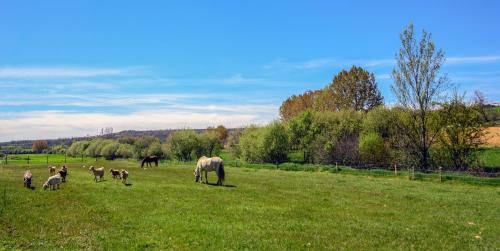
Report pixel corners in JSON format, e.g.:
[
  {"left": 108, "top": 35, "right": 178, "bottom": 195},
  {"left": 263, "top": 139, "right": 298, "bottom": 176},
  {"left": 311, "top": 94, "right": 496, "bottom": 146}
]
[
  {"left": 141, "top": 156, "right": 159, "bottom": 168},
  {"left": 194, "top": 156, "right": 225, "bottom": 185}
]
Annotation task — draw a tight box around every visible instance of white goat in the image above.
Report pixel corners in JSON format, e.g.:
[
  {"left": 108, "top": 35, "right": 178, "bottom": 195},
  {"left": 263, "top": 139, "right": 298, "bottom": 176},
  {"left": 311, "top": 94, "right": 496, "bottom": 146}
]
[
  {"left": 23, "top": 170, "right": 33, "bottom": 188},
  {"left": 89, "top": 166, "right": 105, "bottom": 182},
  {"left": 43, "top": 174, "right": 61, "bottom": 190}
]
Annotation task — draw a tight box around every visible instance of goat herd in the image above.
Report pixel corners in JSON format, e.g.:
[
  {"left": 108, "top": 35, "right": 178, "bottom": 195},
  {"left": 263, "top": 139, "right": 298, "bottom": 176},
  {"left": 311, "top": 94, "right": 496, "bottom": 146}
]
[{"left": 22, "top": 165, "right": 130, "bottom": 190}]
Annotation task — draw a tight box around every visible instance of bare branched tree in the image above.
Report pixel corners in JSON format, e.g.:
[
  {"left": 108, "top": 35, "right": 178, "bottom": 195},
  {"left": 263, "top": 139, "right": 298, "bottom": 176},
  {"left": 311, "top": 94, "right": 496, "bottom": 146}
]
[{"left": 391, "top": 24, "right": 448, "bottom": 170}]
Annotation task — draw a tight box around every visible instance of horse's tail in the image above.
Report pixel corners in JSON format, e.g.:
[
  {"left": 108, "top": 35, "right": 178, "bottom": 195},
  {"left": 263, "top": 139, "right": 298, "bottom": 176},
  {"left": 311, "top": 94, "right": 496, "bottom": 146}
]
[{"left": 217, "top": 162, "right": 225, "bottom": 182}]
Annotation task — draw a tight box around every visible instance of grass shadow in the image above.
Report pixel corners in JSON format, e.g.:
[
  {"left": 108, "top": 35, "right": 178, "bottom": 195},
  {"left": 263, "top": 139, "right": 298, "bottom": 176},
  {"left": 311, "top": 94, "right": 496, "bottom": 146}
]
[
  {"left": 205, "top": 183, "right": 236, "bottom": 188},
  {"left": 124, "top": 183, "right": 133, "bottom": 186}
]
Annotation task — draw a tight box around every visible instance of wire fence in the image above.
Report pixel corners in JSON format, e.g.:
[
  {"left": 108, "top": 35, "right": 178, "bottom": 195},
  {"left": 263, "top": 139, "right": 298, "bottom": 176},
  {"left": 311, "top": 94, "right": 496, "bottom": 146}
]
[
  {"left": 326, "top": 158, "right": 500, "bottom": 178},
  {"left": 0, "top": 153, "right": 88, "bottom": 165}
]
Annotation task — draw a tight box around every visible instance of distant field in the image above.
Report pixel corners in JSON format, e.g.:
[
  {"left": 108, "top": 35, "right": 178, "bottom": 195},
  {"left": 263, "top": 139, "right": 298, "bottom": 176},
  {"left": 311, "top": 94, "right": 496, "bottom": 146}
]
[
  {"left": 0, "top": 160, "right": 499, "bottom": 250},
  {"left": 0, "top": 153, "right": 88, "bottom": 165},
  {"left": 477, "top": 148, "right": 500, "bottom": 169},
  {"left": 484, "top": 126, "right": 500, "bottom": 147}
]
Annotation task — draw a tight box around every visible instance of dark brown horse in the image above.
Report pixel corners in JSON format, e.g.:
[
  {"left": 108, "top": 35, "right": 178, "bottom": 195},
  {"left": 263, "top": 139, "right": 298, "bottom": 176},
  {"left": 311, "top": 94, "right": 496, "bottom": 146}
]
[{"left": 141, "top": 156, "right": 159, "bottom": 168}]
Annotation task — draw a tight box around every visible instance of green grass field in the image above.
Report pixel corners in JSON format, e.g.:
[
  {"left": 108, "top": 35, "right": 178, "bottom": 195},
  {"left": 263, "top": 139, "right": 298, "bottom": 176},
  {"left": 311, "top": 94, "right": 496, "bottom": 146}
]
[
  {"left": 1, "top": 153, "right": 88, "bottom": 165},
  {"left": 478, "top": 148, "right": 500, "bottom": 168},
  {"left": 0, "top": 160, "right": 499, "bottom": 250}
]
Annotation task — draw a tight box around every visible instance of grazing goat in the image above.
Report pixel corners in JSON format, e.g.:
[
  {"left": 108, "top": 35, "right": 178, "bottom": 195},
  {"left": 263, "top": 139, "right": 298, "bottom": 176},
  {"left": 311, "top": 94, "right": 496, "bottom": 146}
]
[
  {"left": 48, "top": 166, "right": 56, "bottom": 175},
  {"left": 59, "top": 165, "right": 68, "bottom": 182},
  {"left": 121, "top": 170, "right": 129, "bottom": 184},
  {"left": 89, "top": 166, "right": 105, "bottom": 182},
  {"left": 110, "top": 169, "right": 121, "bottom": 179},
  {"left": 23, "top": 170, "right": 33, "bottom": 188},
  {"left": 43, "top": 174, "right": 61, "bottom": 190}
]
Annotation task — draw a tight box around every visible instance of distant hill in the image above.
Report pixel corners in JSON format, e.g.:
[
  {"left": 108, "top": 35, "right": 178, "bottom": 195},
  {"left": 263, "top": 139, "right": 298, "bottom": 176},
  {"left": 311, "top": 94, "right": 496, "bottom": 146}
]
[{"left": 0, "top": 128, "right": 236, "bottom": 152}]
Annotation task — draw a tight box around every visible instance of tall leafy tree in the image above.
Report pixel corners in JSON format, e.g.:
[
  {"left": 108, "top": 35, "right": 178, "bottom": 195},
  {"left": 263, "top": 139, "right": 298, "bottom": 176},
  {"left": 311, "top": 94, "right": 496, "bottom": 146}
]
[
  {"left": 279, "top": 90, "right": 321, "bottom": 121},
  {"left": 391, "top": 23, "right": 448, "bottom": 170},
  {"left": 321, "top": 66, "right": 383, "bottom": 111},
  {"left": 279, "top": 66, "right": 382, "bottom": 121}
]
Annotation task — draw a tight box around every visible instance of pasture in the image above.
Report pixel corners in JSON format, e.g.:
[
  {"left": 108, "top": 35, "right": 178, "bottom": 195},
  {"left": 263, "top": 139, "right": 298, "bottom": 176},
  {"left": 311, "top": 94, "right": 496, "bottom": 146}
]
[
  {"left": 478, "top": 147, "right": 500, "bottom": 169},
  {"left": 0, "top": 160, "right": 499, "bottom": 250}
]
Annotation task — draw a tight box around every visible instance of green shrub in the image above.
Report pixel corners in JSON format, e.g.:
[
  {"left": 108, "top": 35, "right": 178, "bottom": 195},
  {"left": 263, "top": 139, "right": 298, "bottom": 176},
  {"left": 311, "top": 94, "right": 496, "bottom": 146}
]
[
  {"left": 199, "top": 130, "right": 222, "bottom": 157},
  {"left": 116, "top": 144, "right": 134, "bottom": 159},
  {"left": 359, "top": 132, "right": 387, "bottom": 165},
  {"left": 166, "top": 129, "right": 200, "bottom": 161},
  {"left": 146, "top": 142, "right": 164, "bottom": 157},
  {"left": 86, "top": 139, "right": 115, "bottom": 157},
  {"left": 67, "top": 140, "right": 90, "bottom": 157},
  {"left": 238, "top": 126, "right": 265, "bottom": 163},
  {"left": 134, "top": 136, "right": 160, "bottom": 159},
  {"left": 239, "top": 123, "right": 290, "bottom": 164},
  {"left": 101, "top": 142, "right": 120, "bottom": 160},
  {"left": 262, "top": 122, "right": 290, "bottom": 164}
]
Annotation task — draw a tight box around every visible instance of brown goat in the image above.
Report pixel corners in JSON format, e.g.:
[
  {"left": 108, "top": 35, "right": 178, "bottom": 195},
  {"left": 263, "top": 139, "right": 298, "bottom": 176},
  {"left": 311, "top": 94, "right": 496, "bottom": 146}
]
[{"left": 110, "top": 169, "right": 121, "bottom": 179}]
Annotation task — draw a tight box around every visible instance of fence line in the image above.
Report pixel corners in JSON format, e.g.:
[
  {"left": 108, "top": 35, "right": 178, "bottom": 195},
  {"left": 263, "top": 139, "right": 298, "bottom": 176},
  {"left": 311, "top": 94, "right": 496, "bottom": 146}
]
[
  {"left": 1, "top": 153, "right": 83, "bottom": 165},
  {"left": 1, "top": 153, "right": 499, "bottom": 179}
]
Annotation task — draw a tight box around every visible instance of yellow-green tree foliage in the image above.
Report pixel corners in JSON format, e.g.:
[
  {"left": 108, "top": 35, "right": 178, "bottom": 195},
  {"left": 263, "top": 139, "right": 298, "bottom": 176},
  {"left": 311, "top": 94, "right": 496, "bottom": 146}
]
[{"left": 279, "top": 66, "right": 382, "bottom": 121}]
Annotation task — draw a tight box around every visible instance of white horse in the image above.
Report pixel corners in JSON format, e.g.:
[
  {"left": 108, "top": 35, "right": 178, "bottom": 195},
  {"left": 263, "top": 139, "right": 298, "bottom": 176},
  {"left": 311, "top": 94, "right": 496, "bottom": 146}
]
[{"left": 194, "top": 156, "right": 225, "bottom": 185}]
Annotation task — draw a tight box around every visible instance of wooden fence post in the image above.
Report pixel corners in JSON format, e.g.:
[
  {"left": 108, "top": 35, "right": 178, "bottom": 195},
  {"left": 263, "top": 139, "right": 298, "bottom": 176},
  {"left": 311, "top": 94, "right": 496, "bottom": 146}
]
[
  {"left": 4, "top": 154, "right": 7, "bottom": 165},
  {"left": 394, "top": 163, "right": 397, "bottom": 175},
  {"left": 439, "top": 166, "right": 443, "bottom": 182},
  {"left": 27, "top": 155, "right": 30, "bottom": 165},
  {"left": 46, "top": 154, "right": 49, "bottom": 164}
]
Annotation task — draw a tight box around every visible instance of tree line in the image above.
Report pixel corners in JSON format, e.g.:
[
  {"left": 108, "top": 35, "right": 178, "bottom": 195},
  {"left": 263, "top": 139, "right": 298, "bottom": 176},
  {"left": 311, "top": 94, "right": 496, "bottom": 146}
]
[
  {"left": 233, "top": 24, "right": 488, "bottom": 172},
  {"left": 65, "top": 125, "right": 229, "bottom": 161}
]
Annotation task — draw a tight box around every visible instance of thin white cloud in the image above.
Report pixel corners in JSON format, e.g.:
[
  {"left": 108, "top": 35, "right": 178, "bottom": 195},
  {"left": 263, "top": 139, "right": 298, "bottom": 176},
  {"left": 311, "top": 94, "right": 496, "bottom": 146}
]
[
  {"left": 264, "top": 55, "right": 500, "bottom": 71},
  {"left": 0, "top": 74, "right": 289, "bottom": 92},
  {"left": 446, "top": 56, "right": 500, "bottom": 65},
  {"left": 0, "top": 66, "right": 132, "bottom": 78},
  {"left": 0, "top": 93, "right": 198, "bottom": 107},
  {"left": 263, "top": 58, "right": 395, "bottom": 71},
  {"left": 0, "top": 108, "right": 277, "bottom": 141},
  {"left": 150, "top": 74, "right": 287, "bottom": 86},
  {"left": 166, "top": 103, "right": 278, "bottom": 115}
]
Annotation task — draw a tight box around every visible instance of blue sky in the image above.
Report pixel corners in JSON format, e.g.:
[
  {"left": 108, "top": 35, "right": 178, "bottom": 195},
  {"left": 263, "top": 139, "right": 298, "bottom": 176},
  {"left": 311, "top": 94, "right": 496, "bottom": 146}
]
[{"left": 1, "top": 0, "right": 499, "bottom": 141}]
